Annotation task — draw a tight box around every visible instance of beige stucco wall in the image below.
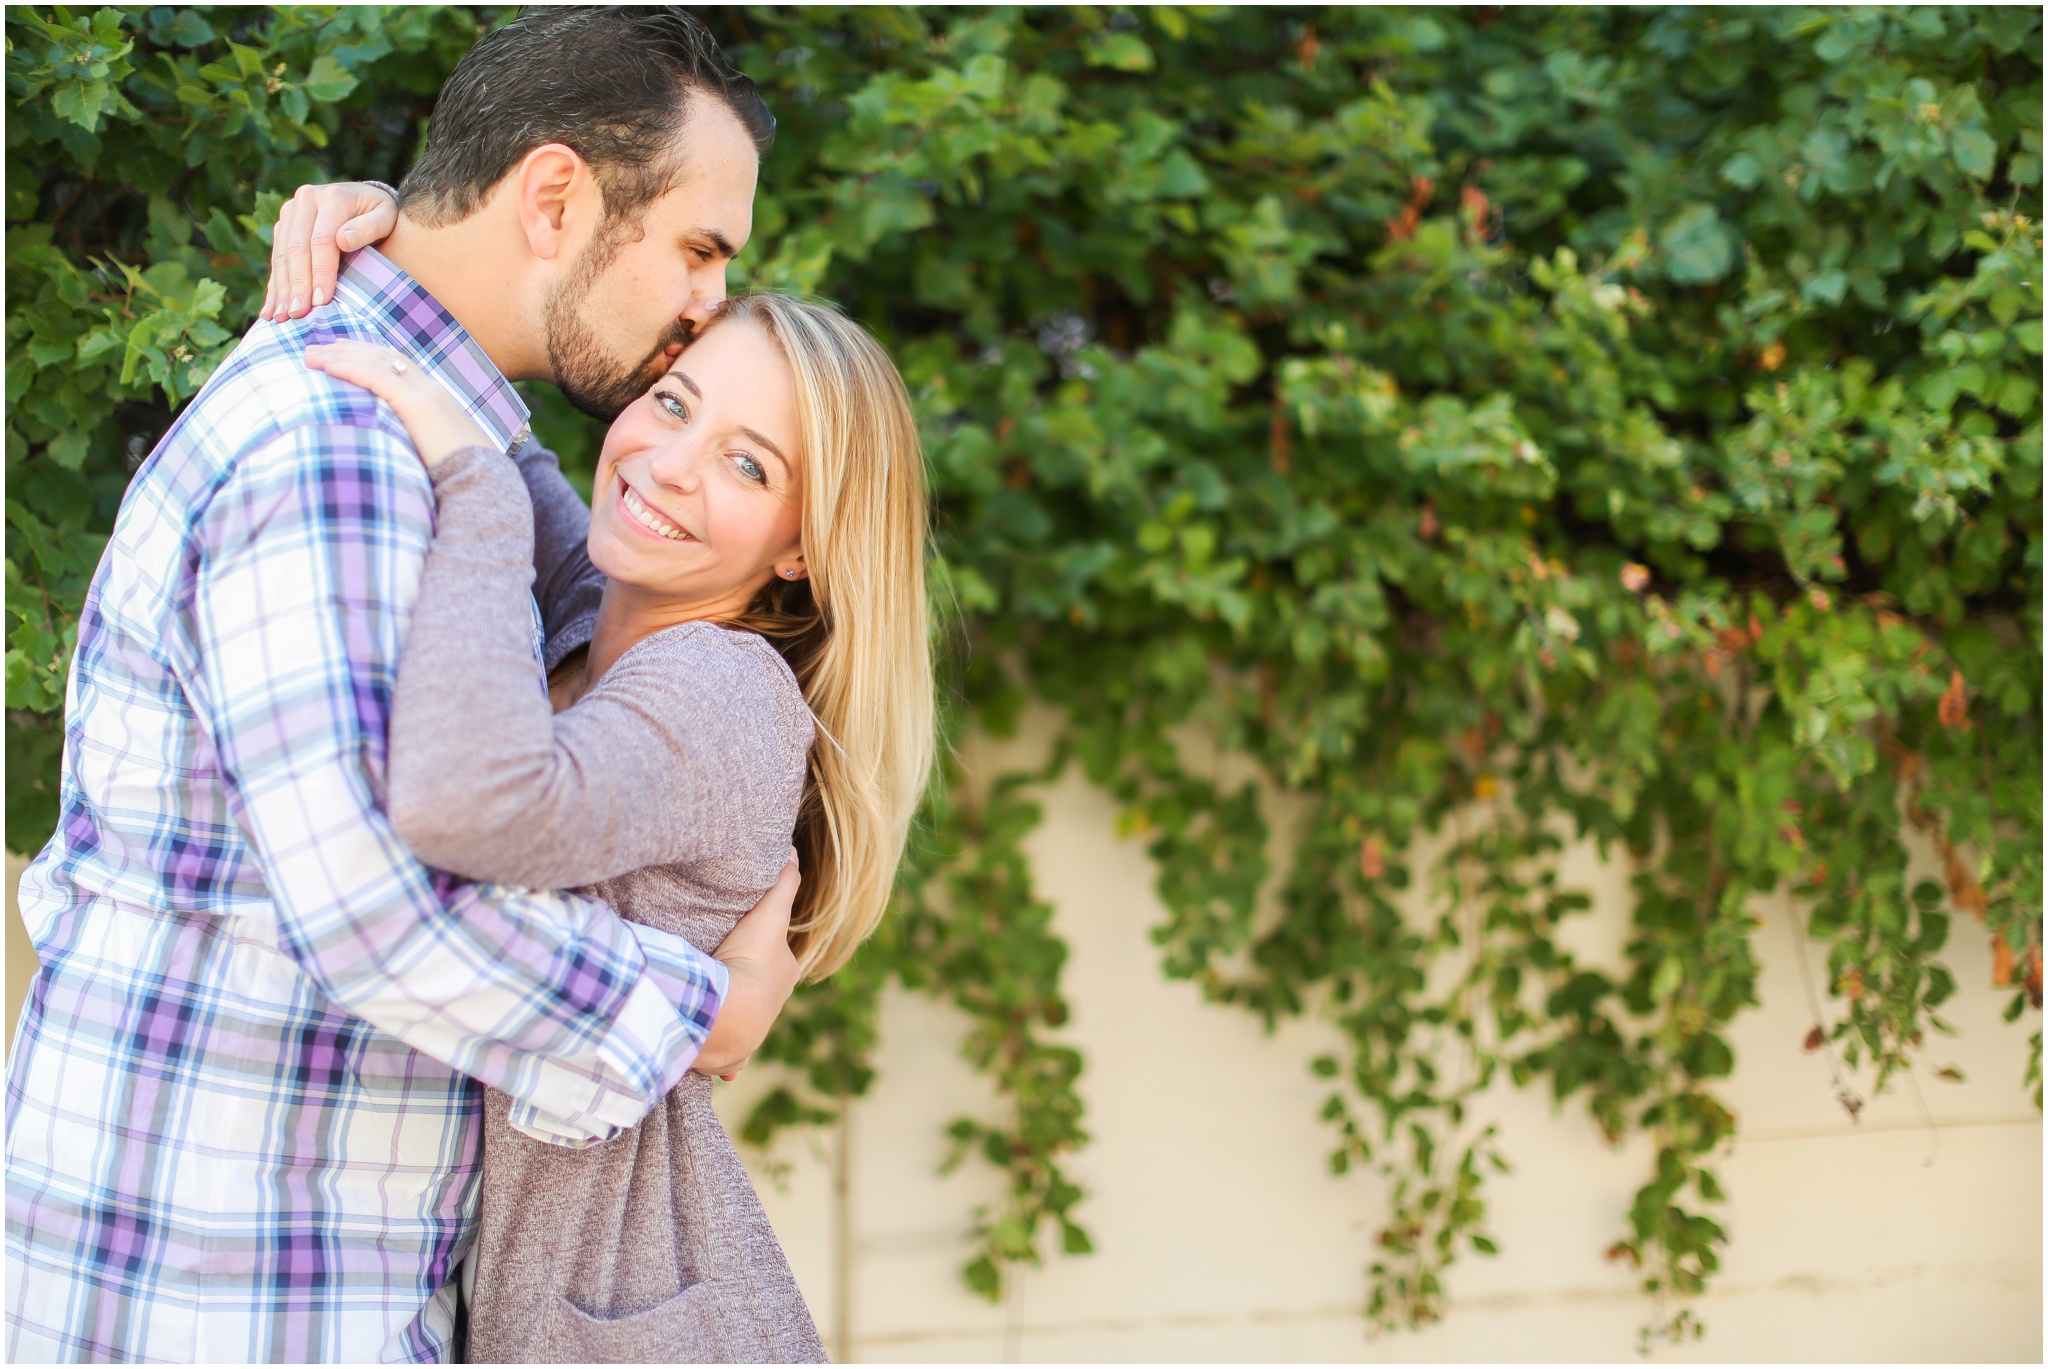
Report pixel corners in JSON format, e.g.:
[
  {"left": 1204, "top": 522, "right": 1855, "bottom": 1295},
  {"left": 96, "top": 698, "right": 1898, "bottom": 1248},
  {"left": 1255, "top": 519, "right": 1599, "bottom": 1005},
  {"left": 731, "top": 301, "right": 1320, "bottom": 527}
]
[
  {"left": 7, "top": 716, "right": 2041, "bottom": 1361},
  {"left": 711, "top": 717, "right": 2042, "bottom": 1363},
  {"left": 6, "top": 852, "right": 36, "bottom": 1054}
]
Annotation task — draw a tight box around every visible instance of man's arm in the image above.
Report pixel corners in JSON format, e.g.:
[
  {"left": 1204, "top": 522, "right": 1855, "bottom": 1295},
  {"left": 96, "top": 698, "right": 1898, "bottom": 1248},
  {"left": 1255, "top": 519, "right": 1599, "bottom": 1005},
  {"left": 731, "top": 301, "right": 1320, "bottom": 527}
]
[
  {"left": 184, "top": 419, "right": 730, "bottom": 1143},
  {"left": 509, "top": 435, "right": 606, "bottom": 661}
]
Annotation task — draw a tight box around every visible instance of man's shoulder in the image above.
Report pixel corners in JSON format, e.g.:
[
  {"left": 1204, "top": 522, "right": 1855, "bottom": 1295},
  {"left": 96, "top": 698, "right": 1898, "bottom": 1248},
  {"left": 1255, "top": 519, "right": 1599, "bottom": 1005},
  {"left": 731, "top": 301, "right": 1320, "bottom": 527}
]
[{"left": 181, "top": 305, "right": 410, "bottom": 463}]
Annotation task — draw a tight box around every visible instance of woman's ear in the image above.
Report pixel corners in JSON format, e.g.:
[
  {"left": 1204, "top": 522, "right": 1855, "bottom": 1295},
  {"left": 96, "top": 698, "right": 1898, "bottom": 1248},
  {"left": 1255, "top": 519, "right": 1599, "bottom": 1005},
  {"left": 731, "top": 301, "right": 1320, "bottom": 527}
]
[{"left": 774, "top": 558, "right": 808, "bottom": 581}]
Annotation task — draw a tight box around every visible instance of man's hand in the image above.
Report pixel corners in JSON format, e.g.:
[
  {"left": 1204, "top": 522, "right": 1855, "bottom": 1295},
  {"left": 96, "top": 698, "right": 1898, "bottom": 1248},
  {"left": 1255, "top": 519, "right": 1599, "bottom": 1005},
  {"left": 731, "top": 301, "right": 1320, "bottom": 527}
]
[
  {"left": 693, "top": 853, "right": 802, "bottom": 1081},
  {"left": 260, "top": 181, "right": 400, "bottom": 322}
]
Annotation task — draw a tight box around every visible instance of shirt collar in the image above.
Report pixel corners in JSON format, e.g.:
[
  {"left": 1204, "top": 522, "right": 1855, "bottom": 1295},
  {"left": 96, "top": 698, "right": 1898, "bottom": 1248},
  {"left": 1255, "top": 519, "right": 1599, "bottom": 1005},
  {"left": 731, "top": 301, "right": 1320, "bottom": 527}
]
[{"left": 330, "top": 246, "right": 532, "bottom": 451}]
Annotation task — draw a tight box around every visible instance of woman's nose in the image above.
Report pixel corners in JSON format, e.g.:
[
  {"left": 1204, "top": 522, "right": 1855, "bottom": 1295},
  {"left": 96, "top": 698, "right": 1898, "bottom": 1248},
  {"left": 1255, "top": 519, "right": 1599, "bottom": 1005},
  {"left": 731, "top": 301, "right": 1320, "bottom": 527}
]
[{"left": 645, "top": 438, "right": 706, "bottom": 490}]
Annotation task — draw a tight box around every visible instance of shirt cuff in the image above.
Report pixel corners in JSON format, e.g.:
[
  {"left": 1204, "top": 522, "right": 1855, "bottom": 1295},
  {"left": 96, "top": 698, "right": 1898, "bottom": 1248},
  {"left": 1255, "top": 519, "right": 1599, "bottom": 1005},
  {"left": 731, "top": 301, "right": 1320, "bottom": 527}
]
[
  {"left": 505, "top": 1105, "right": 624, "bottom": 1150},
  {"left": 632, "top": 921, "right": 730, "bottom": 1074},
  {"left": 503, "top": 924, "right": 727, "bottom": 1148}
]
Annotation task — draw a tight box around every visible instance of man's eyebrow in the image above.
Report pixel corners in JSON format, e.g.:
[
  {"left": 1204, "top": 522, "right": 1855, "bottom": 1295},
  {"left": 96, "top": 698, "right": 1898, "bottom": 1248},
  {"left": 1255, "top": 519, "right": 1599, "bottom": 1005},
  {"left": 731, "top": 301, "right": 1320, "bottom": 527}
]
[
  {"left": 690, "top": 228, "right": 739, "bottom": 259},
  {"left": 665, "top": 369, "right": 702, "bottom": 398},
  {"left": 740, "top": 426, "right": 789, "bottom": 466}
]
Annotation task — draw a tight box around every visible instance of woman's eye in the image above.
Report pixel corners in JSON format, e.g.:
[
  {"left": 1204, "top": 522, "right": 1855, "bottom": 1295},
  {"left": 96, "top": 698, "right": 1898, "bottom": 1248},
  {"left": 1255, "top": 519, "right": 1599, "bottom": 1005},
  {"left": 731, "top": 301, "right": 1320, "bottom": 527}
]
[
  {"left": 656, "top": 392, "right": 688, "bottom": 421},
  {"left": 733, "top": 453, "right": 765, "bottom": 484}
]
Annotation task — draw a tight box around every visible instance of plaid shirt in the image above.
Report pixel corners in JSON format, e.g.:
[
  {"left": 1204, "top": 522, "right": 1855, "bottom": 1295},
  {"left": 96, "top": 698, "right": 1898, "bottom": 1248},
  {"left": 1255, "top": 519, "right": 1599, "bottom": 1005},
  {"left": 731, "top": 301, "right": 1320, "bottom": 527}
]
[{"left": 5, "top": 248, "right": 726, "bottom": 1363}]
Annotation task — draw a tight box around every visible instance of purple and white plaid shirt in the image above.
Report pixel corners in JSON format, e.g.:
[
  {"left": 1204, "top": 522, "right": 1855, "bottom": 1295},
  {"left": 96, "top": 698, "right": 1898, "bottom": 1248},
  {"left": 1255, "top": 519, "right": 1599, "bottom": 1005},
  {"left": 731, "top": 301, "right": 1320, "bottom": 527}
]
[{"left": 6, "top": 248, "right": 726, "bottom": 1363}]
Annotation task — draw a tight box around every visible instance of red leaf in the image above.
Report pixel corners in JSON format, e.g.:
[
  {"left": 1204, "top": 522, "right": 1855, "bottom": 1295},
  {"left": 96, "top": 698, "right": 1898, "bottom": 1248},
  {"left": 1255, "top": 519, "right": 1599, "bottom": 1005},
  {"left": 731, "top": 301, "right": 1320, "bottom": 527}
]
[
  {"left": 1938, "top": 669, "right": 1971, "bottom": 731},
  {"left": 1385, "top": 175, "right": 1435, "bottom": 243}
]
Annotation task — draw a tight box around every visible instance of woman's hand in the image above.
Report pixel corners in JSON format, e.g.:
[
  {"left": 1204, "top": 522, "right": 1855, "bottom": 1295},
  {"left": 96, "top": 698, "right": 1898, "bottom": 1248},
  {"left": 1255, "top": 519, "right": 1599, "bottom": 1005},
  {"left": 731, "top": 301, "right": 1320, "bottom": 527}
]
[
  {"left": 694, "top": 854, "right": 803, "bottom": 1082},
  {"left": 304, "top": 341, "right": 497, "bottom": 470},
  {"left": 260, "top": 181, "right": 400, "bottom": 321}
]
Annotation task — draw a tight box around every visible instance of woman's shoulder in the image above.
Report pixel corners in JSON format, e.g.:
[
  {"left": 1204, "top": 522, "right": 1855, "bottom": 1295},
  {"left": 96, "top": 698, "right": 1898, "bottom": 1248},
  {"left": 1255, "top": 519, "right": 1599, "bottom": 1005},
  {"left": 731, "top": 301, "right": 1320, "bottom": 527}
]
[{"left": 617, "top": 621, "right": 815, "bottom": 754}]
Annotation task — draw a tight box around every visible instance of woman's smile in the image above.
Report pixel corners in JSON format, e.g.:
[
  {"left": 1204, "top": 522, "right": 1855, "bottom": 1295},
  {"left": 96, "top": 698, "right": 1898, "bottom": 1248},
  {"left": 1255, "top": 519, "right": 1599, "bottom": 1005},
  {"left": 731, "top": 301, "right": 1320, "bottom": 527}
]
[{"left": 617, "top": 480, "right": 697, "bottom": 543}]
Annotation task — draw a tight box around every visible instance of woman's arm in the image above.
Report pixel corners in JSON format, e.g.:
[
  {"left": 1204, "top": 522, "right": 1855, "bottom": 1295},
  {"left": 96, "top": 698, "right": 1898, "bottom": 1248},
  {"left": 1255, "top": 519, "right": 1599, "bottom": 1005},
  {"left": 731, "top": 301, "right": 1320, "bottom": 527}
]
[
  {"left": 384, "top": 449, "right": 805, "bottom": 887},
  {"left": 304, "top": 340, "right": 812, "bottom": 891}
]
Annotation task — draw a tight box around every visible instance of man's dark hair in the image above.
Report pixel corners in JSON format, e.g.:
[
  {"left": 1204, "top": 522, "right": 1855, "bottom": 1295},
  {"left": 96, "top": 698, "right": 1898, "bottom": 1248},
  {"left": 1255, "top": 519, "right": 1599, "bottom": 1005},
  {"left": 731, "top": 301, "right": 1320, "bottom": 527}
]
[{"left": 399, "top": 6, "right": 774, "bottom": 229}]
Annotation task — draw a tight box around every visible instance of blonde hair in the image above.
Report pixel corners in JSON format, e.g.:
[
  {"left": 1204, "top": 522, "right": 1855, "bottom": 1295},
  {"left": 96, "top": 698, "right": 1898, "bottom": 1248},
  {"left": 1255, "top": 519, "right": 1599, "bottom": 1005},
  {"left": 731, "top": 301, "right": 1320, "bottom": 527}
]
[{"left": 713, "top": 294, "right": 934, "bottom": 980}]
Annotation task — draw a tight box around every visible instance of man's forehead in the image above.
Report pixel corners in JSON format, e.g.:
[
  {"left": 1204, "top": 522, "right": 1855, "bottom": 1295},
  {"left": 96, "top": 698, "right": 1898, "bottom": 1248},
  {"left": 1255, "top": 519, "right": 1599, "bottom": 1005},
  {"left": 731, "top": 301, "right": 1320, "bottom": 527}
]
[{"left": 651, "top": 97, "right": 758, "bottom": 248}]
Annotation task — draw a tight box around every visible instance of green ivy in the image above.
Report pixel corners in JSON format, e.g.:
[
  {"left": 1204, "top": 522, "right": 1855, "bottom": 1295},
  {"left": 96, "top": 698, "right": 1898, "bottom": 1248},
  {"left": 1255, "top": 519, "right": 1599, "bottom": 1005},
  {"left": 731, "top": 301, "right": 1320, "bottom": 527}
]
[{"left": 7, "top": 6, "right": 2040, "bottom": 1343}]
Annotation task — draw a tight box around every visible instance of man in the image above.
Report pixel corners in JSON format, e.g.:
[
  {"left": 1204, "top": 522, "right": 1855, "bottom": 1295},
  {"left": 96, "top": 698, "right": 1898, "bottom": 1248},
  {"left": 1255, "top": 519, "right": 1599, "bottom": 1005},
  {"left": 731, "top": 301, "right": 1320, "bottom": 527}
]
[{"left": 6, "top": 10, "right": 792, "bottom": 1361}]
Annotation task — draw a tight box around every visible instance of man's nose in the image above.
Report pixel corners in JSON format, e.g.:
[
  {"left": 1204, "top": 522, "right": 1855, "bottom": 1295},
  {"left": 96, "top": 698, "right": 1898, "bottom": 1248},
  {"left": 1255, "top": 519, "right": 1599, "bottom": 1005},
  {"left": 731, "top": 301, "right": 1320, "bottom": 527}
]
[{"left": 679, "top": 262, "right": 731, "bottom": 330}]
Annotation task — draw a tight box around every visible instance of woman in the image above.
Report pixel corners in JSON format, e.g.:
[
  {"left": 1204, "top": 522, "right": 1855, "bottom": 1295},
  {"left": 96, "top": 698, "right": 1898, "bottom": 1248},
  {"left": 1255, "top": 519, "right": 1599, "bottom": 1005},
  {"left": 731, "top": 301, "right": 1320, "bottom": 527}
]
[{"left": 300, "top": 282, "right": 931, "bottom": 1361}]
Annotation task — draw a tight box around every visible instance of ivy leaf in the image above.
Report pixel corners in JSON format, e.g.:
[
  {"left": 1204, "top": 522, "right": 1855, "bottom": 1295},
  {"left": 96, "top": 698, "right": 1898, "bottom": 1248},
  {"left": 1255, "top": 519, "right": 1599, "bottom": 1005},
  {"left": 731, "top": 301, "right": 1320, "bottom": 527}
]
[
  {"left": 161, "top": 10, "right": 213, "bottom": 48},
  {"left": 52, "top": 79, "right": 115, "bottom": 132},
  {"left": 962, "top": 1254, "right": 1001, "bottom": 1300},
  {"left": 46, "top": 431, "right": 90, "bottom": 472},
  {"left": 1083, "top": 31, "right": 1155, "bottom": 71},
  {"left": 301, "top": 55, "right": 358, "bottom": 104},
  {"left": 1156, "top": 149, "right": 1209, "bottom": 198},
  {"left": 1719, "top": 150, "right": 1763, "bottom": 188},
  {"left": 1659, "top": 204, "right": 1736, "bottom": 284},
  {"left": 1950, "top": 127, "right": 1997, "bottom": 180}
]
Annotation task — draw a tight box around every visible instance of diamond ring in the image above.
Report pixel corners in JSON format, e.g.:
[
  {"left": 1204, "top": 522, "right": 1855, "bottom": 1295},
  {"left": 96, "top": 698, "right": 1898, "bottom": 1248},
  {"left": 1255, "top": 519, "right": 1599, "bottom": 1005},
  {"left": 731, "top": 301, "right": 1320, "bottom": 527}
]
[{"left": 390, "top": 360, "right": 409, "bottom": 375}]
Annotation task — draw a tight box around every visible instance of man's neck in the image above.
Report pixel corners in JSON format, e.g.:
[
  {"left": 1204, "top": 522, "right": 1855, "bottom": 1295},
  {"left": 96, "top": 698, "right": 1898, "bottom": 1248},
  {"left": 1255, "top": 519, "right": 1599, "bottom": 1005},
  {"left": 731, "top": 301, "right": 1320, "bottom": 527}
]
[{"left": 377, "top": 211, "right": 550, "bottom": 383}]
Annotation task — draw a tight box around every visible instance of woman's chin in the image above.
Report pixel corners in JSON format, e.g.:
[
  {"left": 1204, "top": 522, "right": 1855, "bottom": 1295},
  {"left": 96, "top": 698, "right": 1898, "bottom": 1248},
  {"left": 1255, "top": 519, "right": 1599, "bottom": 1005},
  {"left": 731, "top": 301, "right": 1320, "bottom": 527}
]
[
  {"left": 587, "top": 526, "right": 695, "bottom": 597},
  {"left": 584, "top": 521, "right": 640, "bottom": 578}
]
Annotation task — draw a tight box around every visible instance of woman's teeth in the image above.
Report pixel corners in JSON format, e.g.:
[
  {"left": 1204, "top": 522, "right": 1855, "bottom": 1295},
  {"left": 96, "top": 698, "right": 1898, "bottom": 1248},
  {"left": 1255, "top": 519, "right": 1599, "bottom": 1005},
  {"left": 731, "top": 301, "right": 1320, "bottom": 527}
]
[{"left": 622, "top": 484, "right": 692, "bottom": 541}]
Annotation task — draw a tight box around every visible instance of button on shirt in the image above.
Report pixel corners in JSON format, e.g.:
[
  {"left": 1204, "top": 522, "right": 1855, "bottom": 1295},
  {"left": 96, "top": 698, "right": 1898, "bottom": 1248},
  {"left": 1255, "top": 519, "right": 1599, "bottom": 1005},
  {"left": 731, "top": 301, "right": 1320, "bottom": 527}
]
[{"left": 5, "top": 248, "right": 726, "bottom": 1363}]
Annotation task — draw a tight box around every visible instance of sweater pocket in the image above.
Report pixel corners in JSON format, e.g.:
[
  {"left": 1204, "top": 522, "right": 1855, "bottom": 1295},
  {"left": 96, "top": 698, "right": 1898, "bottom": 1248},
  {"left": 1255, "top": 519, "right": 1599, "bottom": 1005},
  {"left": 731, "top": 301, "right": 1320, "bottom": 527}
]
[{"left": 543, "top": 1280, "right": 756, "bottom": 1364}]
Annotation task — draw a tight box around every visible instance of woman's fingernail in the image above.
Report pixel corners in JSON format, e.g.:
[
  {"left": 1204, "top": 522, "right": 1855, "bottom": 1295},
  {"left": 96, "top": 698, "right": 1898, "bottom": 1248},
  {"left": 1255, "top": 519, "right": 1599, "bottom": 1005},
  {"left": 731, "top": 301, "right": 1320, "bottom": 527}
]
[
  {"left": 312, "top": 290, "right": 327, "bottom": 306},
  {"left": 339, "top": 231, "right": 353, "bottom": 249}
]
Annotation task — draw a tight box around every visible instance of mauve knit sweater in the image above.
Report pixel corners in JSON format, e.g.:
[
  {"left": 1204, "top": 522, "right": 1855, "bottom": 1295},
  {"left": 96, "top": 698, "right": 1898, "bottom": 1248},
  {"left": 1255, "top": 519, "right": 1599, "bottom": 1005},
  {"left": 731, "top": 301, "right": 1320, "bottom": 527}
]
[{"left": 385, "top": 438, "right": 827, "bottom": 1364}]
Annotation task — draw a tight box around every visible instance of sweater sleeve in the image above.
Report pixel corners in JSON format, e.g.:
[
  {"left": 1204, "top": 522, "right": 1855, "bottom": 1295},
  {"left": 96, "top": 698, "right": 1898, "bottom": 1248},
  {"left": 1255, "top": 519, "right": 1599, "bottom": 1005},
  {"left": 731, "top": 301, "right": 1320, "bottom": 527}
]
[
  {"left": 510, "top": 435, "right": 606, "bottom": 671},
  {"left": 386, "top": 445, "right": 812, "bottom": 889}
]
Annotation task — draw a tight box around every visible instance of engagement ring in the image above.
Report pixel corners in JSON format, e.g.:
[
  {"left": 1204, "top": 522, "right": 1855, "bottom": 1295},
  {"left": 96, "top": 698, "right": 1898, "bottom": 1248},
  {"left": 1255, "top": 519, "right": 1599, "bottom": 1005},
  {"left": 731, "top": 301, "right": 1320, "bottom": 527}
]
[{"left": 390, "top": 360, "right": 408, "bottom": 375}]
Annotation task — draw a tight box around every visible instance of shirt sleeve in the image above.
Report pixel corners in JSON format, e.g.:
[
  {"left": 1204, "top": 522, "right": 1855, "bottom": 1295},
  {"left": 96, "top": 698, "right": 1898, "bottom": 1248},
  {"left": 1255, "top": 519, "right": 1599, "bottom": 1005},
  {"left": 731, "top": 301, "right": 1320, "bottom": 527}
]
[{"left": 183, "top": 420, "right": 723, "bottom": 1146}]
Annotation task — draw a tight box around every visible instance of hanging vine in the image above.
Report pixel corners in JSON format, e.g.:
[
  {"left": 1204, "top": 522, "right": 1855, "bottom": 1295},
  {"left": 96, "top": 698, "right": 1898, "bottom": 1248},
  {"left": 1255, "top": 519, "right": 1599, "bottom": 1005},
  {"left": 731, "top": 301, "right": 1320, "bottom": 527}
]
[{"left": 6, "top": 4, "right": 2040, "bottom": 1343}]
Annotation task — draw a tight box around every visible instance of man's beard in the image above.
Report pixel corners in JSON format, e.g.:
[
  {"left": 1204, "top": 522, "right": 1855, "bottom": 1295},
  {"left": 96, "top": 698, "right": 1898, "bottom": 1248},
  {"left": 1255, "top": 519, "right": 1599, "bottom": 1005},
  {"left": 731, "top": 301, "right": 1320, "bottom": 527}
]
[{"left": 543, "top": 226, "right": 694, "bottom": 422}]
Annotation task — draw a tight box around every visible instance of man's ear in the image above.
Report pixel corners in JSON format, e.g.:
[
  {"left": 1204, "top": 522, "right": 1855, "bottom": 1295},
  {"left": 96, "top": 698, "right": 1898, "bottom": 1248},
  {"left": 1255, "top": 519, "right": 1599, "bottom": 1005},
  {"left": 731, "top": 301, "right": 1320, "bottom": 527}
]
[{"left": 513, "top": 143, "right": 597, "bottom": 263}]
